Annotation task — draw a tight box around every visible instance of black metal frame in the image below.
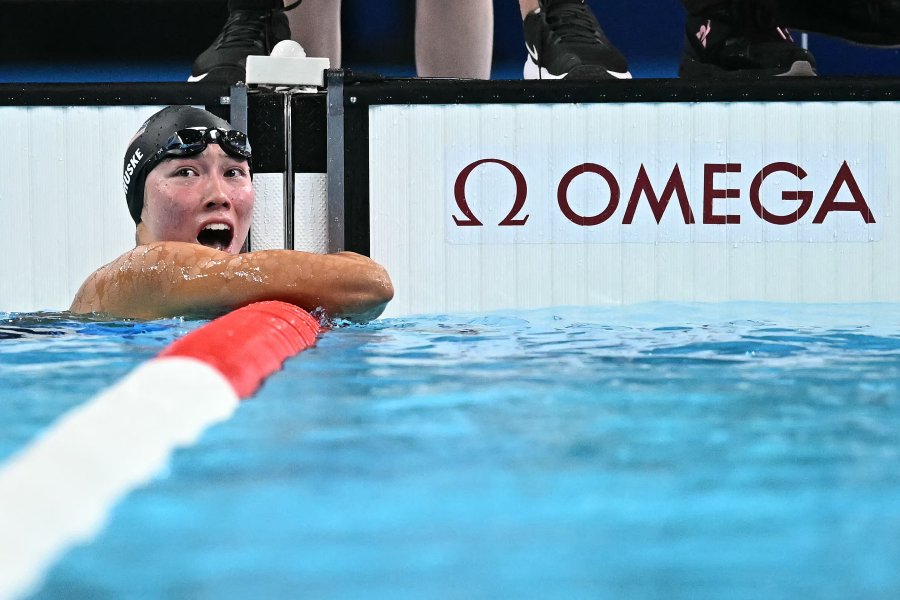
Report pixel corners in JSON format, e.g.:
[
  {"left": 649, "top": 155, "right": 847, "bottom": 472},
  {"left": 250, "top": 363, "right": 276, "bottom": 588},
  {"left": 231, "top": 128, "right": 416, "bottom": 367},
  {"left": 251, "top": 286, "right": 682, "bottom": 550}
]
[{"left": 0, "top": 82, "right": 228, "bottom": 107}]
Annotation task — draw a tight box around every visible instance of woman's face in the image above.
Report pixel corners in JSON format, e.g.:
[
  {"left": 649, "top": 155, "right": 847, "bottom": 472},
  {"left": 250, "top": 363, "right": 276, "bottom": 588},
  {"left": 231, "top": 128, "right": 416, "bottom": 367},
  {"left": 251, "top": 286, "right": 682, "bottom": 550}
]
[{"left": 138, "top": 144, "right": 253, "bottom": 254}]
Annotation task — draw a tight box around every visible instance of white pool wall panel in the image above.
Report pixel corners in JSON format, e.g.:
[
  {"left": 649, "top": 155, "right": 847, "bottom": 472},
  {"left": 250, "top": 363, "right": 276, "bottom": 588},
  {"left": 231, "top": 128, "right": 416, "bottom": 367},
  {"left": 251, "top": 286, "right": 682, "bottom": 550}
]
[
  {"left": 249, "top": 173, "right": 327, "bottom": 252},
  {"left": 294, "top": 173, "right": 328, "bottom": 253},
  {"left": 368, "top": 102, "right": 900, "bottom": 317},
  {"left": 0, "top": 106, "right": 163, "bottom": 313},
  {"left": 249, "top": 173, "right": 285, "bottom": 251}
]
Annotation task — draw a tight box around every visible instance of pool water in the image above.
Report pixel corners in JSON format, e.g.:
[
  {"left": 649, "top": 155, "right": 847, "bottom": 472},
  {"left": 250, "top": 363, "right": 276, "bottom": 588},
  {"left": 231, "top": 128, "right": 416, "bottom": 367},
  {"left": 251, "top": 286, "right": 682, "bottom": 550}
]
[
  {"left": 3, "top": 304, "right": 900, "bottom": 599},
  {"left": 0, "top": 314, "right": 194, "bottom": 464}
]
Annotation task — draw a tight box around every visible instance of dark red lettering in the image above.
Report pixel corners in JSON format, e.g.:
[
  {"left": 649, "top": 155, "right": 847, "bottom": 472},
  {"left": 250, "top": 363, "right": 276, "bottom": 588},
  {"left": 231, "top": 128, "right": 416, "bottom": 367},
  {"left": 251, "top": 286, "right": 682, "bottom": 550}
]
[
  {"left": 558, "top": 163, "right": 620, "bottom": 226},
  {"left": 812, "top": 161, "right": 876, "bottom": 224},
  {"left": 703, "top": 163, "right": 742, "bottom": 225},
  {"left": 749, "top": 162, "right": 813, "bottom": 225},
  {"left": 453, "top": 158, "right": 529, "bottom": 227},
  {"left": 624, "top": 164, "right": 695, "bottom": 225}
]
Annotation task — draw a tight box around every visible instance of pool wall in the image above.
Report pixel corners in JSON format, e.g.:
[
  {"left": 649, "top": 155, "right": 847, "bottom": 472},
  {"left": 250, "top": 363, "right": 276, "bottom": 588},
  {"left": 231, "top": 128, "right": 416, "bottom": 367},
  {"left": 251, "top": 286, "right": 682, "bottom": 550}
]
[
  {"left": 336, "top": 76, "right": 900, "bottom": 317},
  {"left": 4, "top": 77, "right": 900, "bottom": 316},
  {"left": 0, "top": 104, "right": 160, "bottom": 312}
]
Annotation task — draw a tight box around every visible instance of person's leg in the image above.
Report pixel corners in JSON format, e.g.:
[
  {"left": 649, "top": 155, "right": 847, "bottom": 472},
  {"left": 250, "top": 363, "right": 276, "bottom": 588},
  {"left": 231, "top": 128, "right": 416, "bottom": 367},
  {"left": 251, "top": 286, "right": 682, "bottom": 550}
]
[
  {"left": 520, "top": 0, "right": 539, "bottom": 19},
  {"left": 414, "top": 0, "right": 494, "bottom": 78},
  {"left": 520, "top": 0, "right": 630, "bottom": 80},
  {"left": 777, "top": 0, "right": 900, "bottom": 47},
  {"left": 286, "top": 0, "right": 343, "bottom": 65},
  {"left": 678, "top": 0, "right": 816, "bottom": 78}
]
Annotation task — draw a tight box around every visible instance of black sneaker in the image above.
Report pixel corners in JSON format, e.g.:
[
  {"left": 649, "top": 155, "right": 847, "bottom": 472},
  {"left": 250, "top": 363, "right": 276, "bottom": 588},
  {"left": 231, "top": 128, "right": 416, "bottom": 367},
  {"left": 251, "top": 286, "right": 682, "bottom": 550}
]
[
  {"left": 779, "top": 0, "right": 900, "bottom": 47},
  {"left": 189, "top": 1, "right": 300, "bottom": 84},
  {"left": 680, "top": 0, "right": 817, "bottom": 79},
  {"left": 523, "top": 0, "right": 631, "bottom": 80}
]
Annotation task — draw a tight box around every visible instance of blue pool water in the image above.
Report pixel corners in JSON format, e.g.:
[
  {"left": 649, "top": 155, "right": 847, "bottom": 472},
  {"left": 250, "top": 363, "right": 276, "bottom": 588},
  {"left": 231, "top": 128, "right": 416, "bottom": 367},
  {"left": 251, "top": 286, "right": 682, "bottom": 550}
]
[
  {"left": 3, "top": 304, "right": 900, "bottom": 599},
  {"left": 0, "top": 315, "right": 193, "bottom": 463}
]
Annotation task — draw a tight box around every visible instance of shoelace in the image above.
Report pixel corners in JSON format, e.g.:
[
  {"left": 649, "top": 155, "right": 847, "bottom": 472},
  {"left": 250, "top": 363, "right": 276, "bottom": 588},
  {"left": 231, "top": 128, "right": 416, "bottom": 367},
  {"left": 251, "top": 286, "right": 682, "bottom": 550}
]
[
  {"left": 544, "top": 1, "right": 604, "bottom": 44},
  {"left": 216, "top": 0, "right": 303, "bottom": 50}
]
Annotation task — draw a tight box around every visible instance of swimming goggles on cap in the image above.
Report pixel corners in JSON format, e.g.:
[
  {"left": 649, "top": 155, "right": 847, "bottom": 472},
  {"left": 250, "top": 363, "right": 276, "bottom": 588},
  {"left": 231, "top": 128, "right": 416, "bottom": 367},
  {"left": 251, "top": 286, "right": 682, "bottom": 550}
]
[{"left": 151, "top": 127, "right": 252, "bottom": 166}]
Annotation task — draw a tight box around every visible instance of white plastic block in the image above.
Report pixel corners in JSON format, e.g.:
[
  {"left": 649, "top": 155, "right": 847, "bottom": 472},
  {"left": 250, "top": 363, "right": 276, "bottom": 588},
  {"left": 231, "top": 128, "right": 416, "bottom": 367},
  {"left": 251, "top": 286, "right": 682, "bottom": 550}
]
[{"left": 245, "top": 56, "right": 331, "bottom": 87}]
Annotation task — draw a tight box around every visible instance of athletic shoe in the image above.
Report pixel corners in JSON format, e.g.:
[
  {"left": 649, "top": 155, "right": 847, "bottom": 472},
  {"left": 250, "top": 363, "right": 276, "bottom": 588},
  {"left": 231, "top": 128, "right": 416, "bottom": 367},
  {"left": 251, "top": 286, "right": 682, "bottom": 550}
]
[
  {"left": 779, "top": 0, "right": 900, "bottom": 47},
  {"left": 680, "top": 0, "right": 817, "bottom": 79},
  {"left": 189, "top": 1, "right": 299, "bottom": 83},
  {"left": 523, "top": 0, "right": 631, "bottom": 80}
]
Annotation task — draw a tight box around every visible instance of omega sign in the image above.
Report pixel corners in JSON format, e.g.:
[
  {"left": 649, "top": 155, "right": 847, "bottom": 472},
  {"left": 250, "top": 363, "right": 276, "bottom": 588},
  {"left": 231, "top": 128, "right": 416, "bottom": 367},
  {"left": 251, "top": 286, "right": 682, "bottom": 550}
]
[{"left": 447, "top": 156, "right": 883, "bottom": 245}]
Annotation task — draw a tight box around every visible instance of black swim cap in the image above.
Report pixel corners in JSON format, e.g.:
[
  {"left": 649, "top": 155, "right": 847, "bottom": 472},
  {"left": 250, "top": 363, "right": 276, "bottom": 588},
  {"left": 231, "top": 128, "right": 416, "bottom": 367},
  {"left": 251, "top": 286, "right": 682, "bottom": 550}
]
[{"left": 122, "top": 106, "right": 239, "bottom": 224}]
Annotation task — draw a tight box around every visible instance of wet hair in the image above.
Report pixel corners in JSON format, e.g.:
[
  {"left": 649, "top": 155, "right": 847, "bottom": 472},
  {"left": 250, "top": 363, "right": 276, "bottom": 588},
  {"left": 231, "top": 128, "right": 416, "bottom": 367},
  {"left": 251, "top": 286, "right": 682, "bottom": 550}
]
[{"left": 122, "top": 106, "right": 241, "bottom": 224}]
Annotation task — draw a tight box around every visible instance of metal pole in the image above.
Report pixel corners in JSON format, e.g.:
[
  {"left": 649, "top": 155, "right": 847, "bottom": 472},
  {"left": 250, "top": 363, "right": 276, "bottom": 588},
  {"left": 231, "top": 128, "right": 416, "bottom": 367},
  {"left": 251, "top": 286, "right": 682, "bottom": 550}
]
[
  {"left": 326, "top": 69, "right": 346, "bottom": 253},
  {"left": 283, "top": 92, "right": 295, "bottom": 250}
]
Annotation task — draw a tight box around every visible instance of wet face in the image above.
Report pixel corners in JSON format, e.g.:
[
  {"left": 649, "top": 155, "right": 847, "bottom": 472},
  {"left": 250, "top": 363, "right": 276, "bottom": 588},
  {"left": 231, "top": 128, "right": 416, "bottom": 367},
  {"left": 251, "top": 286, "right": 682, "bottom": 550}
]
[{"left": 138, "top": 144, "right": 253, "bottom": 254}]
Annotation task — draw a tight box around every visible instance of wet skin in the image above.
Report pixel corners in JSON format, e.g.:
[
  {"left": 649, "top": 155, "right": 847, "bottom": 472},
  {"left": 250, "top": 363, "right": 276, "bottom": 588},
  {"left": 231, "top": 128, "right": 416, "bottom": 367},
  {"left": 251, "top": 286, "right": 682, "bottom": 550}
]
[{"left": 70, "top": 146, "right": 393, "bottom": 321}]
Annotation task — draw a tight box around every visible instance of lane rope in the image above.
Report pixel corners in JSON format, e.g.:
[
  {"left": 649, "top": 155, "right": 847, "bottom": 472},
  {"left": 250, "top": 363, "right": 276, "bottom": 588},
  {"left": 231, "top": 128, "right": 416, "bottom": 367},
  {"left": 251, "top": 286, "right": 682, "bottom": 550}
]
[{"left": 0, "top": 301, "right": 320, "bottom": 600}]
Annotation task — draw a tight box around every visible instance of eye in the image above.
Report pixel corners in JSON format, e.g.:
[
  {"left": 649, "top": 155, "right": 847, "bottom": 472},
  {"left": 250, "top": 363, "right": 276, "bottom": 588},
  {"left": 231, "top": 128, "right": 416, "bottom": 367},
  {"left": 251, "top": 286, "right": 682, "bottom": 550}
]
[
  {"left": 175, "top": 167, "right": 198, "bottom": 177},
  {"left": 225, "top": 167, "right": 248, "bottom": 178}
]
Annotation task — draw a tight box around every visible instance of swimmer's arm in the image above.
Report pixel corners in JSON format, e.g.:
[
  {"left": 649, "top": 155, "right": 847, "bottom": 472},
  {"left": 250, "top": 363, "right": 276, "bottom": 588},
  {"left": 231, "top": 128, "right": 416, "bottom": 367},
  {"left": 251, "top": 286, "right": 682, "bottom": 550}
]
[{"left": 69, "top": 241, "right": 393, "bottom": 321}]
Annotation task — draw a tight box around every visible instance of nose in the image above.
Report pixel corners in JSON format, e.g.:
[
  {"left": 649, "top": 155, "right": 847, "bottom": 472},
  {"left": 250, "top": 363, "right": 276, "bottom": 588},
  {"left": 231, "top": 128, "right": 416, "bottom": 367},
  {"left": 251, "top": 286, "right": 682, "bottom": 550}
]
[{"left": 203, "top": 173, "right": 231, "bottom": 210}]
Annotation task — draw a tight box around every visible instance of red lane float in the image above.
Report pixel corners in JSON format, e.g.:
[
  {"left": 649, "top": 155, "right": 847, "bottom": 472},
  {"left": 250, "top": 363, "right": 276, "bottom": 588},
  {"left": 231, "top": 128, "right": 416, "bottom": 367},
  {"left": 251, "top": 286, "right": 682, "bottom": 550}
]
[{"left": 159, "top": 301, "right": 321, "bottom": 398}]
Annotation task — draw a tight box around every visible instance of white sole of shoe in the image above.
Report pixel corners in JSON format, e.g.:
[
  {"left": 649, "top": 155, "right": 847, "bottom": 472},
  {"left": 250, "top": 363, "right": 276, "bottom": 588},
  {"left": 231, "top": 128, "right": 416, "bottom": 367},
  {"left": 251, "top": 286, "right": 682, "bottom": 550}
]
[
  {"left": 776, "top": 60, "right": 817, "bottom": 77},
  {"left": 523, "top": 58, "right": 632, "bottom": 80}
]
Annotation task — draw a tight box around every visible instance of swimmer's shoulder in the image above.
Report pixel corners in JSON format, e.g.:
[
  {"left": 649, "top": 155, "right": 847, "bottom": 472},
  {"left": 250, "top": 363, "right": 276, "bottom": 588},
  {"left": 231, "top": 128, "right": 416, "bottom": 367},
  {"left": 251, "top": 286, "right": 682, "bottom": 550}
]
[{"left": 69, "top": 242, "right": 231, "bottom": 316}]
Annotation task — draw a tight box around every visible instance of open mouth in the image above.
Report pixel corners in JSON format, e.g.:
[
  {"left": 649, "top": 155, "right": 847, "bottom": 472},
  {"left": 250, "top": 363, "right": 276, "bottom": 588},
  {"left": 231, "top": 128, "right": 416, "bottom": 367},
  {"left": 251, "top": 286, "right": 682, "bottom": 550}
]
[{"left": 196, "top": 223, "right": 234, "bottom": 251}]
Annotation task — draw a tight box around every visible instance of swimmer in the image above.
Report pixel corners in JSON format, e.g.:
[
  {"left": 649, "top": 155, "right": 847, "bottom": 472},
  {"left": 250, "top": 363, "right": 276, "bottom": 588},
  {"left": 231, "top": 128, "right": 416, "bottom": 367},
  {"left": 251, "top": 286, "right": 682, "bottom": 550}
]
[{"left": 70, "top": 106, "right": 393, "bottom": 322}]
